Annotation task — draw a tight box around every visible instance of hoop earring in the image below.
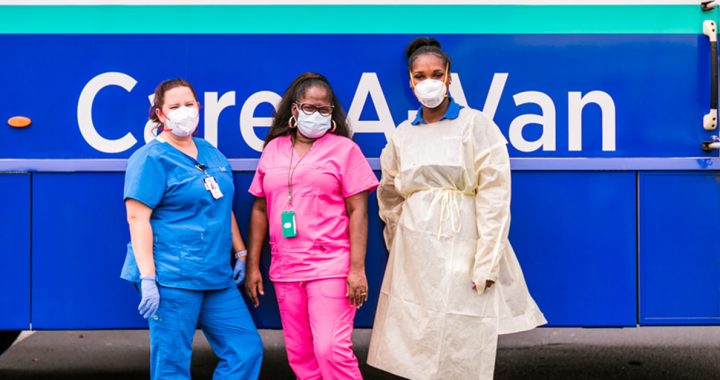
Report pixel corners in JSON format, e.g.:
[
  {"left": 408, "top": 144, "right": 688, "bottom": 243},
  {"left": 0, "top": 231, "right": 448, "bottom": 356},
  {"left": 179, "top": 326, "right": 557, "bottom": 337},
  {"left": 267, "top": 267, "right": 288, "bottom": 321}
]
[
  {"left": 288, "top": 115, "right": 297, "bottom": 129},
  {"left": 330, "top": 120, "right": 337, "bottom": 133}
]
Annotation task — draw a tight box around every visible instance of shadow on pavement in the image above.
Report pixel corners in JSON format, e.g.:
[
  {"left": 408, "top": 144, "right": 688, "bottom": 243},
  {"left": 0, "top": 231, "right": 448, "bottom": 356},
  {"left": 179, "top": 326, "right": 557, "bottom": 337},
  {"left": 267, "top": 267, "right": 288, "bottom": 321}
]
[{"left": 1, "top": 328, "right": 720, "bottom": 379}]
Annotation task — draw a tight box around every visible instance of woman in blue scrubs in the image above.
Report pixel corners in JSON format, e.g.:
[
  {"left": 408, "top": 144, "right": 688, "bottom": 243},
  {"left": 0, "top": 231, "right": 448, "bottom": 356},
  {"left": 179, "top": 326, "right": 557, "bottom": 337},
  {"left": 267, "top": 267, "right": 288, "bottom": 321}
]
[{"left": 121, "top": 78, "right": 263, "bottom": 380}]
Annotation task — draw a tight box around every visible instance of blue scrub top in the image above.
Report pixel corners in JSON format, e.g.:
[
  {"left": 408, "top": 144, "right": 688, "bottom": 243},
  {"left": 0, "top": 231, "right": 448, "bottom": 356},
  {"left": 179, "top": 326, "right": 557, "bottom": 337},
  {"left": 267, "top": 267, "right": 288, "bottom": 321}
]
[{"left": 121, "top": 137, "right": 235, "bottom": 290}]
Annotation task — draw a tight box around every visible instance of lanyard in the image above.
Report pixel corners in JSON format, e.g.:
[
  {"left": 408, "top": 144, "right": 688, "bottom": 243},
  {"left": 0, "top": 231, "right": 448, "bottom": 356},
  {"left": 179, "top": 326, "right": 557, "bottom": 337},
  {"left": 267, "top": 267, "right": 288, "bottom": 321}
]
[
  {"left": 287, "top": 141, "right": 310, "bottom": 209},
  {"left": 157, "top": 136, "right": 209, "bottom": 175},
  {"left": 157, "top": 135, "right": 222, "bottom": 198},
  {"left": 158, "top": 136, "right": 210, "bottom": 177},
  {"left": 192, "top": 161, "right": 211, "bottom": 178},
  {"left": 189, "top": 155, "right": 224, "bottom": 199},
  {"left": 183, "top": 153, "right": 211, "bottom": 179}
]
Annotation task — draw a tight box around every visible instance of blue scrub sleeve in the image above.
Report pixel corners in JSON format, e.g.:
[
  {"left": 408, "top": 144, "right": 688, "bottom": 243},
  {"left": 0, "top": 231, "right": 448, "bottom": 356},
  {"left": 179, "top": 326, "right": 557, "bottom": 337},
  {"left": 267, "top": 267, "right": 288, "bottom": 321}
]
[{"left": 124, "top": 153, "right": 166, "bottom": 208}]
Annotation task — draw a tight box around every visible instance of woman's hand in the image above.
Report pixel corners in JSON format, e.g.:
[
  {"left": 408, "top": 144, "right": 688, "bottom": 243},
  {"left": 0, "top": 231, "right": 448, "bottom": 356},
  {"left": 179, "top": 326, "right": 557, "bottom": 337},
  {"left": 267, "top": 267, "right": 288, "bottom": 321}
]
[
  {"left": 346, "top": 269, "right": 369, "bottom": 309},
  {"left": 138, "top": 275, "right": 160, "bottom": 319},
  {"left": 233, "top": 258, "right": 247, "bottom": 285},
  {"left": 345, "top": 191, "right": 370, "bottom": 309},
  {"left": 232, "top": 249, "right": 248, "bottom": 285},
  {"left": 472, "top": 280, "right": 496, "bottom": 293},
  {"left": 245, "top": 268, "right": 264, "bottom": 308}
]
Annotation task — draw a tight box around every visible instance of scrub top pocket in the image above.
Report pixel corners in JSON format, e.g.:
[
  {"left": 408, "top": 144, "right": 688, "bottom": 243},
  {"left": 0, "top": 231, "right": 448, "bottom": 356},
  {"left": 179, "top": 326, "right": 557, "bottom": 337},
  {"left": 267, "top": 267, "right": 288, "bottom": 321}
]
[{"left": 154, "top": 233, "right": 208, "bottom": 281}]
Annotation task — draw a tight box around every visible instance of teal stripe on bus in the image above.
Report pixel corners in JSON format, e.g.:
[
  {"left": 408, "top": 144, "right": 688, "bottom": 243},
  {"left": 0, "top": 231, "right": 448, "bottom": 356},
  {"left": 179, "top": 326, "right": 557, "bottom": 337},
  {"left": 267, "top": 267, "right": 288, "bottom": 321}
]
[{"left": 0, "top": 5, "right": 716, "bottom": 34}]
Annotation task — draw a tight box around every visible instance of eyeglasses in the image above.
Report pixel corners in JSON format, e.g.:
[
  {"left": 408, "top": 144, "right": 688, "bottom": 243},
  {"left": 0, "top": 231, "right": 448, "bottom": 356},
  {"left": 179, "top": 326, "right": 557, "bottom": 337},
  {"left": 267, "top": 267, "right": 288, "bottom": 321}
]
[{"left": 295, "top": 102, "right": 334, "bottom": 117}]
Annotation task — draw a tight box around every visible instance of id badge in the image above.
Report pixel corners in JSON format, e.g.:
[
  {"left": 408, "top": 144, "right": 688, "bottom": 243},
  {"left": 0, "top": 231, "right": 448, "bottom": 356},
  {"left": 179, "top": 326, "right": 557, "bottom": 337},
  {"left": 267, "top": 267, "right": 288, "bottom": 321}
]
[
  {"left": 281, "top": 210, "right": 297, "bottom": 238},
  {"left": 203, "top": 176, "right": 224, "bottom": 200}
]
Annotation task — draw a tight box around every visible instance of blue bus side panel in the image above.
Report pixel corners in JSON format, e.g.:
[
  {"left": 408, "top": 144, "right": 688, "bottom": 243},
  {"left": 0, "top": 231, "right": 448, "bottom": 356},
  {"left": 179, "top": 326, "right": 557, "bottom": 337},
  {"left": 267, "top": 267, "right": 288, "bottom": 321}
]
[
  {"left": 29, "top": 171, "right": 384, "bottom": 330},
  {"left": 0, "top": 34, "right": 712, "bottom": 159},
  {"left": 0, "top": 174, "right": 30, "bottom": 330},
  {"left": 29, "top": 171, "right": 639, "bottom": 329},
  {"left": 31, "top": 173, "right": 145, "bottom": 329},
  {"left": 231, "top": 172, "right": 386, "bottom": 329},
  {"left": 510, "top": 171, "right": 637, "bottom": 326},
  {"left": 639, "top": 172, "right": 720, "bottom": 325}
]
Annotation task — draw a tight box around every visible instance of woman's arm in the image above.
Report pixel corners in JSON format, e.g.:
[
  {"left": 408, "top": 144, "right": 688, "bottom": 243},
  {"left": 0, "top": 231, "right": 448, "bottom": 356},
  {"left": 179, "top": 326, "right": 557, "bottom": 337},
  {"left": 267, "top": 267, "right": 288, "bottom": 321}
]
[
  {"left": 231, "top": 212, "right": 247, "bottom": 261},
  {"left": 245, "top": 197, "right": 268, "bottom": 307},
  {"left": 126, "top": 199, "right": 155, "bottom": 276},
  {"left": 377, "top": 139, "right": 405, "bottom": 250},
  {"left": 230, "top": 212, "right": 248, "bottom": 284},
  {"left": 472, "top": 142, "right": 512, "bottom": 295},
  {"left": 345, "top": 191, "right": 370, "bottom": 309}
]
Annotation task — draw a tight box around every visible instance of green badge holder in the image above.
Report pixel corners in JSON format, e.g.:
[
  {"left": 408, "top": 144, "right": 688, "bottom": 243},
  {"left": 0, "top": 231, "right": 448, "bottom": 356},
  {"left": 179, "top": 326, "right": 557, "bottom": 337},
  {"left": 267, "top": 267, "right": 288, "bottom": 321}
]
[{"left": 281, "top": 210, "right": 297, "bottom": 238}]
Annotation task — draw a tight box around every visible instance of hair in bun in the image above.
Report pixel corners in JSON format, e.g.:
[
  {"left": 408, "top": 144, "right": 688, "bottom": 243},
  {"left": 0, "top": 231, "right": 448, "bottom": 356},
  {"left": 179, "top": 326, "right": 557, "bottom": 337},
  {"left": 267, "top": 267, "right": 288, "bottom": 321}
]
[{"left": 405, "top": 37, "right": 451, "bottom": 71}]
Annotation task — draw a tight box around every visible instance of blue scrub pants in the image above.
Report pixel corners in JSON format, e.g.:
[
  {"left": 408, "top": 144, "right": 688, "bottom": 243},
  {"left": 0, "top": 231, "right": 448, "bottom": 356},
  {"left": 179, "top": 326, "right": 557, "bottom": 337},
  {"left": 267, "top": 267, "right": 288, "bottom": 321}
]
[{"left": 148, "top": 285, "right": 263, "bottom": 380}]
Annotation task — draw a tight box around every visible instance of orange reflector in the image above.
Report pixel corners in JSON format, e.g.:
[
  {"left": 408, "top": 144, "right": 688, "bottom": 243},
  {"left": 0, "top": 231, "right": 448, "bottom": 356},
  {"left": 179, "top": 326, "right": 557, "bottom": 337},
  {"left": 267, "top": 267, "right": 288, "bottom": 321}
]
[{"left": 8, "top": 116, "right": 31, "bottom": 128}]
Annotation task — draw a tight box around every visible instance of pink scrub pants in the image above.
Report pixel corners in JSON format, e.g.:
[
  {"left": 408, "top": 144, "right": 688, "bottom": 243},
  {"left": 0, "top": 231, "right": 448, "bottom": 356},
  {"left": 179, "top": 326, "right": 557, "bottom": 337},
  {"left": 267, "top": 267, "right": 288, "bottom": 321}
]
[{"left": 274, "top": 277, "right": 362, "bottom": 380}]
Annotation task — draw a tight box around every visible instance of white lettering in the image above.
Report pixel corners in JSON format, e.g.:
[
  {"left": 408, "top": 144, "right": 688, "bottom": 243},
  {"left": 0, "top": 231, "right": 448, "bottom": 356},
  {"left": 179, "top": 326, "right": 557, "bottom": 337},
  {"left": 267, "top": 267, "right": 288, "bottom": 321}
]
[
  {"left": 204, "top": 91, "right": 237, "bottom": 148},
  {"left": 143, "top": 94, "right": 156, "bottom": 143},
  {"left": 568, "top": 91, "right": 616, "bottom": 151},
  {"left": 77, "top": 72, "right": 137, "bottom": 153},
  {"left": 75, "top": 72, "right": 617, "bottom": 155},
  {"left": 240, "top": 91, "right": 281, "bottom": 152},
  {"left": 482, "top": 73, "right": 508, "bottom": 120},
  {"left": 448, "top": 73, "right": 468, "bottom": 107},
  {"left": 509, "top": 91, "right": 557, "bottom": 152},
  {"left": 347, "top": 73, "right": 396, "bottom": 139}
]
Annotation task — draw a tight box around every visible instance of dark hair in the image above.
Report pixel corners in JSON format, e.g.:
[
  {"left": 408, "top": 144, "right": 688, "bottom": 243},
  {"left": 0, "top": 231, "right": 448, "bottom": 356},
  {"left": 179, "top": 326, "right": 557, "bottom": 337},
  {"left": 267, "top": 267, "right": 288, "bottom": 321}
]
[
  {"left": 264, "top": 72, "right": 350, "bottom": 147},
  {"left": 148, "top": 78, "right": 199, "bottom": 132},
  {"left": 405, "top": 37, "right": 452, "bottom": 72}
]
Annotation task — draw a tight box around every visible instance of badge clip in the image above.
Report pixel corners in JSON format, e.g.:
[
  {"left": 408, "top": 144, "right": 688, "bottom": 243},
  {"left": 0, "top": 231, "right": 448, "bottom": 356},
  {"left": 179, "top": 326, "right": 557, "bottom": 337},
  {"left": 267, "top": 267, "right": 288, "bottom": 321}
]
[{"left": 203, "top": 176, "right": 224, "bottom": 200}]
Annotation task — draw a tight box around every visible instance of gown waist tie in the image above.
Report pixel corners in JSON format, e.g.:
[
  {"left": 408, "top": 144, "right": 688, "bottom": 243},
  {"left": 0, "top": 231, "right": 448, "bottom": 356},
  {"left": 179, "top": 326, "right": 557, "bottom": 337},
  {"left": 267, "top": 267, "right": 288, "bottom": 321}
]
[{"left": 436, "top": 188, "right": 475, "bottom": 239}]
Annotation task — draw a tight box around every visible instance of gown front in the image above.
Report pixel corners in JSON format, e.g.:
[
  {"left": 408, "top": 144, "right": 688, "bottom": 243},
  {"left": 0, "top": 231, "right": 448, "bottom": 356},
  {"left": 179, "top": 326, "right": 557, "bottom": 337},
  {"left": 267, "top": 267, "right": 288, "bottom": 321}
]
[{"left": 367, "top": 106, "right": 546, "bottom": 380}]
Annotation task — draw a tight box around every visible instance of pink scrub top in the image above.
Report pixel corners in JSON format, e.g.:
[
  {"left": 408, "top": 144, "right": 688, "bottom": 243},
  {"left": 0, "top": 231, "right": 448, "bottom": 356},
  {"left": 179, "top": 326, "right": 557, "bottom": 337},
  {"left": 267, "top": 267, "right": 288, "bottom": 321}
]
[{"left": 249, "top": 133, "right": 379, "bottom": 282}]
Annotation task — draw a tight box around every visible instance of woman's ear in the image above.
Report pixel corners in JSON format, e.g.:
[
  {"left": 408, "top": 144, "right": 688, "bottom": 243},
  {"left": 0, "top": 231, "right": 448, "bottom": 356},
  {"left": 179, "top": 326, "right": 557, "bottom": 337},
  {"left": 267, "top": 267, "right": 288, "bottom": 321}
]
[{"left": 155, "top": 107, "right": 166, "bottom": 124}]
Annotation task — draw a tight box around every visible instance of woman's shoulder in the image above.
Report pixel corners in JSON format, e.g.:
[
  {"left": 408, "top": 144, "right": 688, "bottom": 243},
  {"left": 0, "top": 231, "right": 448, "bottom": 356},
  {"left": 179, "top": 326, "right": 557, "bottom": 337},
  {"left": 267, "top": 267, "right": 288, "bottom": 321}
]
[
  {"left": 459, "top": 107, "right": 508, "bottom": 147},
  {"left": 255, "top": 136, "right": 290, "bottom": 168},
  {"left": 128, "top": 139, "right": 165, "bottom": 163},
  {"left": 458, "top": 106, "right": 494, "bottom": 125},
  {"left": 193, "top": 137, "right": 230, "bottom": 163},
  {"left": 395, "top": 119, "right": 413, "bottom": 132},
  {"left": 387, "top": 120, "right": 412, "bottom": 143},
  {"left": 324, "top": 132, "right": 355, "bottom": 146},
  {"left": 323, "top": 133, "right": 366, "bottom": 156},
  {"left": 265, "top": 135, "right": 290, "bottom": 150},
  {"left": 262, "top": 135, "right": 292, "bottom": 153},
  {"left": 193, "top": 137, "right": 218, "bottom": 151}
]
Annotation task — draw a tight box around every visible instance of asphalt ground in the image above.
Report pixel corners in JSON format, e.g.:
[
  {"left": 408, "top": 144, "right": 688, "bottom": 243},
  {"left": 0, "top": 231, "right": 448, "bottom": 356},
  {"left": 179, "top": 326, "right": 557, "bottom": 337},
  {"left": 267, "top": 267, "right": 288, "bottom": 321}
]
[{"left": 0, "top": 327, "right": 719, "bottom": 379}]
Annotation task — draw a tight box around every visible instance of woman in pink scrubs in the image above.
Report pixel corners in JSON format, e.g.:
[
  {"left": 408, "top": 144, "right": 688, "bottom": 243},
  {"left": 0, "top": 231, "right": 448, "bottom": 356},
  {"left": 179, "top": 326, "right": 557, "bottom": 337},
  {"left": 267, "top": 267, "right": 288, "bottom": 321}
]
[{"left": 245, "top": 72, "right": 379, "bottom": 379}]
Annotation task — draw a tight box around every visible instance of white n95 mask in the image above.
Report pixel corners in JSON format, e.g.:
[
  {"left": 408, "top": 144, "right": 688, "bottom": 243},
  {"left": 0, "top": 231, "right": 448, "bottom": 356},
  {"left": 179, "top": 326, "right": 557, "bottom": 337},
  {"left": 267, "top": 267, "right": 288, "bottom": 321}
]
[
  {"left": 165, "top": 106, "right": 199, "bottom": 137},
  {"left": 413, "top": 79, "right": 448, "bottom": 109},
  {"left": 296, "top": 111, "right": 332, "bottom": 139}
]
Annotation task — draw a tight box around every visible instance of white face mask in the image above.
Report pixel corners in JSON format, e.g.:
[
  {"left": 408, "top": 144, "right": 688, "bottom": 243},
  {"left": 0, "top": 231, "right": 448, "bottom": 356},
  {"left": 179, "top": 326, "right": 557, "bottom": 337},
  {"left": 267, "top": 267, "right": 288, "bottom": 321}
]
[
  {"left": 413, "top": 78, "right": 448, "bottom": 109},
  {"left": 296, "top": 110, "right": 332, "bottom": 139},
  {"left": 165, "top": 106, "right": 199, "bottom": 137}
]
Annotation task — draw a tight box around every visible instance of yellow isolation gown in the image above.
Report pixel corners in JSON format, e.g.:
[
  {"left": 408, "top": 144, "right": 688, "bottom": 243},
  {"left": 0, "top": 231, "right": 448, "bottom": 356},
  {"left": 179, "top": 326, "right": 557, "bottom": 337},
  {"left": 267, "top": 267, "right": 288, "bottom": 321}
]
[{"left": 367, "top": 106, "right": 546, "bottom": 380}]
